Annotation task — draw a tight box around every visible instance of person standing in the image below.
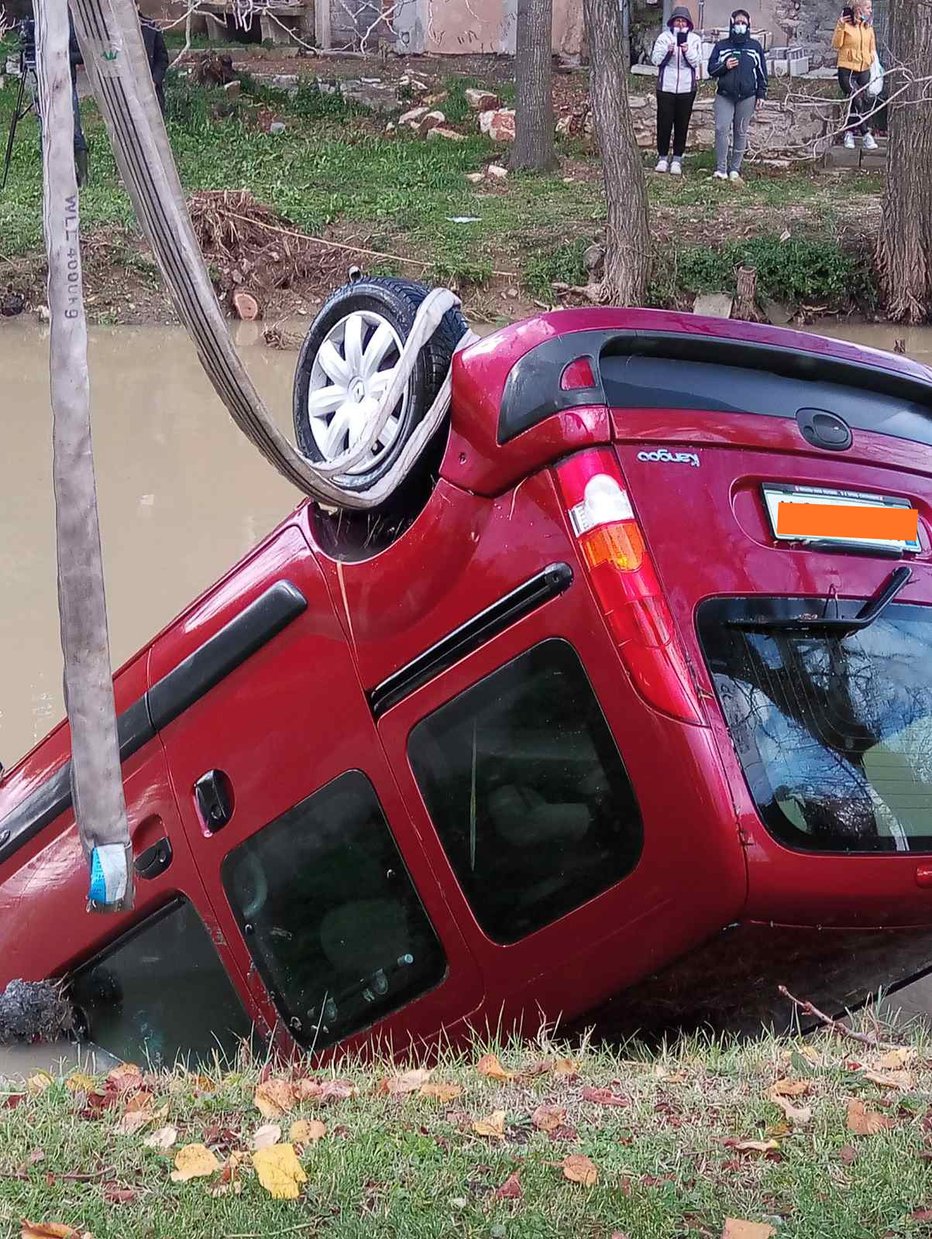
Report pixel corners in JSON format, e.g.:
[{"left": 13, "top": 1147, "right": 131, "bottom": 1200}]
[
  {"left": 138, "top": 5, "right": 170, "bottom": 115},
  {"left": 833, "top": 3, "right": 878, "bottom": 150},
  {"left": 707, "top": 9, "right": 768, "bottom": 182},
  {"left": 651, "top": 5, "right": 702, "bottom": 175},
  {"left": 18, "top": 6, "right": 89, "bottom": 186}
]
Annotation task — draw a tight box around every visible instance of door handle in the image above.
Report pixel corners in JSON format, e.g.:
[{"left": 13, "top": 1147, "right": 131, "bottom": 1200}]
[
  {"left": 195, "top": 769, "right": 235, "bottom": 833},
  {"left": 135, "top": 837, "right": 173, "bottom": 880}
]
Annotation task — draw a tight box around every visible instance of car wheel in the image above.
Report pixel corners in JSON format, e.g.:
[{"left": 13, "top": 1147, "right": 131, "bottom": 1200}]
[{"left": 292, "top": 276, "right": 468, "bottom": 496}]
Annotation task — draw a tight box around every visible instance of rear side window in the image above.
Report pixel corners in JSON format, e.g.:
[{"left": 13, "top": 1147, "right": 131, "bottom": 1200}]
[
  {"left": 222, "top": 772, "right": 446, "bottom": 1050},
  {"left": 69, "top": 899, "right": 253, "bottom": 1067},
  {"left": 409, "top": 639, "right": 642, "bottom": 943},
  {"left": 699, "top": 598, "right": 932, "bottom": 853}
]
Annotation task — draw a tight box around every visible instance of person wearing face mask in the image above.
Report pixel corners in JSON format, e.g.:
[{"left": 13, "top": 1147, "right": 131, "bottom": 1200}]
[
  {"left": 707, "top": 9, "right": 768, "bottom": 182},
  {"left": 650, "top": 5, "right": 702, "bottom": 175},
  {"left": 833, "top": 4, "right": 878, "bottom": 150}
]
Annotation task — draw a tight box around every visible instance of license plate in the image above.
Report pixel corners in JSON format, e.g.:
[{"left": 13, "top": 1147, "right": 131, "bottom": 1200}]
[{"left": 762, "top": 484, "right": 921, "bottom": 554}]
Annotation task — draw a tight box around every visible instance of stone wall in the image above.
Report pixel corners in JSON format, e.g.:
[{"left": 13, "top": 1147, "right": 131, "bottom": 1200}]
[{"left": 627, "top": 90, "right": 837, "bottom": 157}]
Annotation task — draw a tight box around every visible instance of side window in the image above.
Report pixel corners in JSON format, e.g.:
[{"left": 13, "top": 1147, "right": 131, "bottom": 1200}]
[
  {"left": 408, "top": 639, "right": 643, "bottom": 943},
  {"left": 222, "top": 772, "right": 446, "bottom": 1050},
  {"left": 69, "top": 898, "right": 254, "bottom": 1067}
]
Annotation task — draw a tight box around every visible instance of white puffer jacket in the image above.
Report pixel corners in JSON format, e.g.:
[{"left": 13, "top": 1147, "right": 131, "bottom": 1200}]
[{"left": 651, "top": 29, "right": 703, "bottom": 94}]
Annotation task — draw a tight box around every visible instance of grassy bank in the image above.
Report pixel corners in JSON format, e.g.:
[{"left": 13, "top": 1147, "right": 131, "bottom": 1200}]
[
  {"left": 0, "top": 57, "right": 885, "bottom": 325},
  {"left": 2, "top": 1028, "right": 932, "bottom": 1239}
]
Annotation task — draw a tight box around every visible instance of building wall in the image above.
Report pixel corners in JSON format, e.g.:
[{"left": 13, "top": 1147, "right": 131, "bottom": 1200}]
[{"left": 417, "top": 0, "right": 583, "bottom": 56}]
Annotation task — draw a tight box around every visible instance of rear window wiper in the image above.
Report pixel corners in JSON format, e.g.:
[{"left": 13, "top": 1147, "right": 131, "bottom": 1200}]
[{"left": 729, "top": 566, "right": 913, "bottom": 637}]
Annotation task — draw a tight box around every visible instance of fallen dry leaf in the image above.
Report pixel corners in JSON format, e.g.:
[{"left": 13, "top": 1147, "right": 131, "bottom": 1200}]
[
  {"left": 769, "top": 1078, "right": 809, "bottom": 1098},
  {"left": 26, "top": 1073, "right": 54, "bottom": 1095},
  {"left": 105, "top": 1063, "right": 143, "bottom": 1094},
  {"left": 211, "top": 1150, "right": 249, "bottom": 1198},
  {"left": 289, "top": 1119, "right": 326, "bottom": 1143},
  {"left": 114, "top": 1109, "right": 154, "bottom": 1137},
  {"left": 733, "top": 1139, "right": 780, "bottom": 1154},
  {"left": 552, "top": 1058, "right": 580, "bottom": 1078},
  {"left": 252, "top": 1143, "right": 307, "bottom": 1200},
  {"left": 766, "top": 1085, "right": 811, "bottom": 1126},
  {"left": 293, "top": 1077, "right": 357, "bottom": 1104},
  {"left": 188, "top": 1074, "right": 216, "bottom": 1094},
  {"left": 494, "top": 1172, "right": 523, "bottom": 1199},
  {"left": 532, "top": 1104, "right": 567, "bottom": 1133},
  {"left": 581, "top": 1086, "right": 628, "bottom": 1107},
  {"left": 476, "top": 1054, "right": 513, "bottom": 1082},
  {"left": 911, "top": 1208, "right": 932, "bottom": 1222},
  {"left": 21, "top": 1224, "right": 84, "bottom": 1239},
  {"left": 721, "top": 1221, "right": 775, "bottom": 1239},
  {"left": 170, "top": 1143, "right": 221, "bottom": 1182},
  {"left": 863, "top": 1069, "right": 914, "bottom": 1091},
  {"left": 379, "top": 1068, "right": 432, "bottom": 1096},
  {"left": 102, "top": 1185, "right": 136, "bottom": 1205},
  {"left": 253, "top": 1078, "right": 296, "bottom": 1119},
  {"left": 251, "top": 1123, "right": 283, "bottom": 1150},
  {"left": 420, "top": 1082, "right": 462, "bottom": 1103},
  {"left": 144, "top": 1125, "right": 177, "bottom": 1151},
  {"left": 847, "top": 1098, "right": 895, "bottom": 1137},
  {"left": 472, "top": 1109, "right": 506, "bottom": 1140},
  {"left": 561, "top": 1154, "right": 598, "bottom": 1186},
  {"left": 2, "top": 1094, "right": 26, "bottom": 1109},
  {"left": 878, "top": 1047, "right": 914, "bottom": 1071},
  {"left": 838, "top": 1144, "right": 858, "bottom": 1164}
]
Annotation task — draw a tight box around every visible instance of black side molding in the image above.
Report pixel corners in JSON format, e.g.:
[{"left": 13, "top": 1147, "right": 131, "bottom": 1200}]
[
  {"left": 498, "top": 327, "right": 932, "bottom": 448},
  {"left": 0, "top": 580, "right": 307, "bottom": 867},
  {"left": 369, "top": 563, "right": 573, "bottom": 719}
]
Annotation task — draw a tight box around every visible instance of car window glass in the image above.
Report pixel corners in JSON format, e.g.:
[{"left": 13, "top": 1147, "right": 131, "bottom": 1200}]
[
  {"left": 222, "top": 771, "right": 446, "bottom": 1049},
  {"left": 408, "top": 639, "right": 643, "bottom": 943},
  {"left": 69, "top": 898, "right": 254, "bottom": 1068}
]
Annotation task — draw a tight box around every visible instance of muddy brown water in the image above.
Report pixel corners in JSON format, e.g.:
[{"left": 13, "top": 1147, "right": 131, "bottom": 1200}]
[{"left": 1, "top": 317, "right": 932, "bottom": 1075}]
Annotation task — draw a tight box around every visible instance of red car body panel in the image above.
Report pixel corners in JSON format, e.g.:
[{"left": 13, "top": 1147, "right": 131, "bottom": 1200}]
[{"left": 3, "top": 307, "right": 932, "bottom": 1060}]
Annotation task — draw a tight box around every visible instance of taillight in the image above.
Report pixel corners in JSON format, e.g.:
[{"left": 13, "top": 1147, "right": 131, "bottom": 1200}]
[{"left": 556, "top": 448, "right": 704, "bottom": 726}]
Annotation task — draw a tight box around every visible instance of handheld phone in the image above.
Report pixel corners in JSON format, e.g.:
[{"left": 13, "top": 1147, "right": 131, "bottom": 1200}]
[{"left": 677, "top": 30, "right": 688, "bottom": 44}]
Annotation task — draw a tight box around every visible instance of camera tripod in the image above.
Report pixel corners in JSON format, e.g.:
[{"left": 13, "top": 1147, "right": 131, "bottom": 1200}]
[{"left": 1, "top": 47, "right": 36, "bottom": 194}]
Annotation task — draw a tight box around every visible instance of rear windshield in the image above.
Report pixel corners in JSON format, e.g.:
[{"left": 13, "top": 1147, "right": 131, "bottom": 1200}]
[{"left": 698, "top": 599, "right": 932, "bottom": 854}]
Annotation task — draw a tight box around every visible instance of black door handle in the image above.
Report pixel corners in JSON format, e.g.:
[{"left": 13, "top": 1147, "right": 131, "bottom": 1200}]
[
  {"left": 135, "top": 837, "right": 173, "bottom": 880},
  {"left": 195, "top": 769, "right": 235, "bottom": 833}
]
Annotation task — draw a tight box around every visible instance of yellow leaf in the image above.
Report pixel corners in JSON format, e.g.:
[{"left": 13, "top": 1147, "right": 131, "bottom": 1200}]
[
  {"left": 379, "top": 1068, "right": 432, "bottom": 1096},
  {"left": 847, "top": 1098, "right": 895, "bottom": 1137},
  {"left": 769, "top": 1078, "right": 809, "bottom": 1098},
  {"left": 289, "top": 1119, "right": 326, "bottom": 1143},
  {"left": 252, "top": 1144, "right": 308, "bottom": 1200},
  {"left": 877, "top": 1047, "right": 914, "bottom": 1071},
  {"left": 115, "top": 1109, "right": 153, "bottom": 1137},
  {"left": 561, "top": 1154, "right": 598, "bottom": 1186},
  {"left": 251, "top": 1123, "right": 283, "bottom": 1150},
  {"left": 552, "top": 1058, "right": 580, "bottom": 1077},
  {"left": 420, "top": 1082, "right": 463, "bottom": 1103},
  {"left": 170, "top": 1143, "right": 221, "bottom": 1182},
  {"left": 734, "top": 1140, "right": 780, "bottom": 1154},
  {"left": 472, "top": 1109, "right": 506, "bottom": 1139},
  {"left": 253, "top": 1078, "right": 296, "bottom": 1119},
  {"left": 532, "top": 1103, "right": 567, "bottom": 1133},
  {"left": 106, "top": 1064, "right": 144, "bottom": 1093},
  {"left": 476, "top": 1054, "right": 513, "bottom": 1082},
  {"left": 21, "top": 1225, "right": 82, "bottom": 1239},
  {"left": 654, "top": 1067, "right": 688, "bottom": 1084},
  {"left": 188, "top": 1074, "right": 216, "bottom": 1093},
  {"left": 144, "top": 1126, "right": 178, "bottom": 1150},
  {"left": 26, "top": 1073, "right": 54, "bottom": 1095},
  {"left": 721, "top": 1221, "right": 775, "bottom": 1239},
  {"left": 64, "top": 1072, "right": 96, "bottom": 1093},
  {"left": 766, "top": 1085, "right": 811, "bottom": 1126},
  {"left": 863, "top": 1069, "right": 913, "bottom": 1091}
]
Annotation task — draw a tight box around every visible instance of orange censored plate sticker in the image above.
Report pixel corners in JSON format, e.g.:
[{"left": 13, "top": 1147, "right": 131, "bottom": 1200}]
[{"left": 776, "top": 502, "right": 919, "bottom": 543}]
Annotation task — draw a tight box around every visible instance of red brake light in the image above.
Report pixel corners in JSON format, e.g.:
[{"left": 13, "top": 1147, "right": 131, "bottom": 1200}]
[
  {"left": 556, "top": 449, "right": 703, "bottom": 726},
  {"left": 560, "top": 357, "right": 596, "bottom": 391}
]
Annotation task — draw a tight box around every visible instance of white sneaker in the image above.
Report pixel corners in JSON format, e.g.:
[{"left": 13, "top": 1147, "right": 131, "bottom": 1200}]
[
  {"left": 844, "top": 132, "right": 856, "bottom": 149},
  {"left": 711, "top": 170, "right": 728, "bottom": 180},
  {"left": 670, "top": 159, "right": 683, "bottom": 175},
  {"left": 863, "top": 132, "right": 878, "bottom": 150},
  {"left": 729, "top": 170, "right": 742, "bottom": 182},
  {"left": 655, "top": 157, "right": 669, "bottom": 173}
]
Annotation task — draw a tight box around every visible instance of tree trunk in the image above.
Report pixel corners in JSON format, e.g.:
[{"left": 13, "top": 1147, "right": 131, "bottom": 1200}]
[
  {"left": 512, "top": 0, "right": 556, "bottom": 172},
  {"left": 877, "top": 0, "right": 932, "bottom": 322},
  {"left": 583, "top": 0, "right": 650, "bottom": 305}
]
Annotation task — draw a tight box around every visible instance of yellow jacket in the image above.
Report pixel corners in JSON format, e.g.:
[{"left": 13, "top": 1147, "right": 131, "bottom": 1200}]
[{"left": 833, "top": 18, "right": 877, "bottom": 73}]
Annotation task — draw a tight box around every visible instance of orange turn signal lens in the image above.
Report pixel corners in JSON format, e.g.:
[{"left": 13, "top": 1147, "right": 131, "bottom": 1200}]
[{"left": 579, "top": 521, "right": 646, "bottom": 572}]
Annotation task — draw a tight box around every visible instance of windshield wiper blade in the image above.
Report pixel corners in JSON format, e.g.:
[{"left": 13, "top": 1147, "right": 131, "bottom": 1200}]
[{"left": 730, "top": 566, "right": 913, "bottom": 637}]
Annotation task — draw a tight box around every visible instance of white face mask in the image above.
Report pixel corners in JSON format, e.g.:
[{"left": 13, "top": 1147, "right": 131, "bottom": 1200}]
[{"left": 733, "top": 22, "right": 748, "bottom": 34}]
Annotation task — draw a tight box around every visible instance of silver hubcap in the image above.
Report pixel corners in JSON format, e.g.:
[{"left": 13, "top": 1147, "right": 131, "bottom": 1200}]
[{"left": 306, "top": 310, "right": 408, "bottom": 475}]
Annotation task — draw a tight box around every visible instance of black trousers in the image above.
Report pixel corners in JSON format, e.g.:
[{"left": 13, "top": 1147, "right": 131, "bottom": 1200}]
[
  {"left": 657, "top": 90, "right": 697, "bottom": 158},
  {"left": 838, "top": 67, "right": 872, "bottom": 135}
]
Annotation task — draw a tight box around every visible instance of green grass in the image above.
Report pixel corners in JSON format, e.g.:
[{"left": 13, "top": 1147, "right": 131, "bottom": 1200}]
[{"left": 2, "top": 1029, "right": 932, "bottom": 1239}]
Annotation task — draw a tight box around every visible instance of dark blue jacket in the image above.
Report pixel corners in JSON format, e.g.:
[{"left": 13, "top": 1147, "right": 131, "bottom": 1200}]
[{"left": 708, "top": 36, "right": 768, "bottom": 101}]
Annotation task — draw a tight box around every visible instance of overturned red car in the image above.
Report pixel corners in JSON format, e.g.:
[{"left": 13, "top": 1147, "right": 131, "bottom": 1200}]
[{"left": 3, "top": 280, "right": 932, "bottom": 1065}]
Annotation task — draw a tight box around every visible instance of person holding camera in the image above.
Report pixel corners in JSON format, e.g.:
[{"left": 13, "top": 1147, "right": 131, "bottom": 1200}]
[
  {"left": 708, "top": 9, "right": 768, "bottom": 183},
  {"left": 651, "top": 5, "right": 702, "bottom": 175},
  {"left": 833, "top": 4, "right": 878, "bottom": 149}
]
